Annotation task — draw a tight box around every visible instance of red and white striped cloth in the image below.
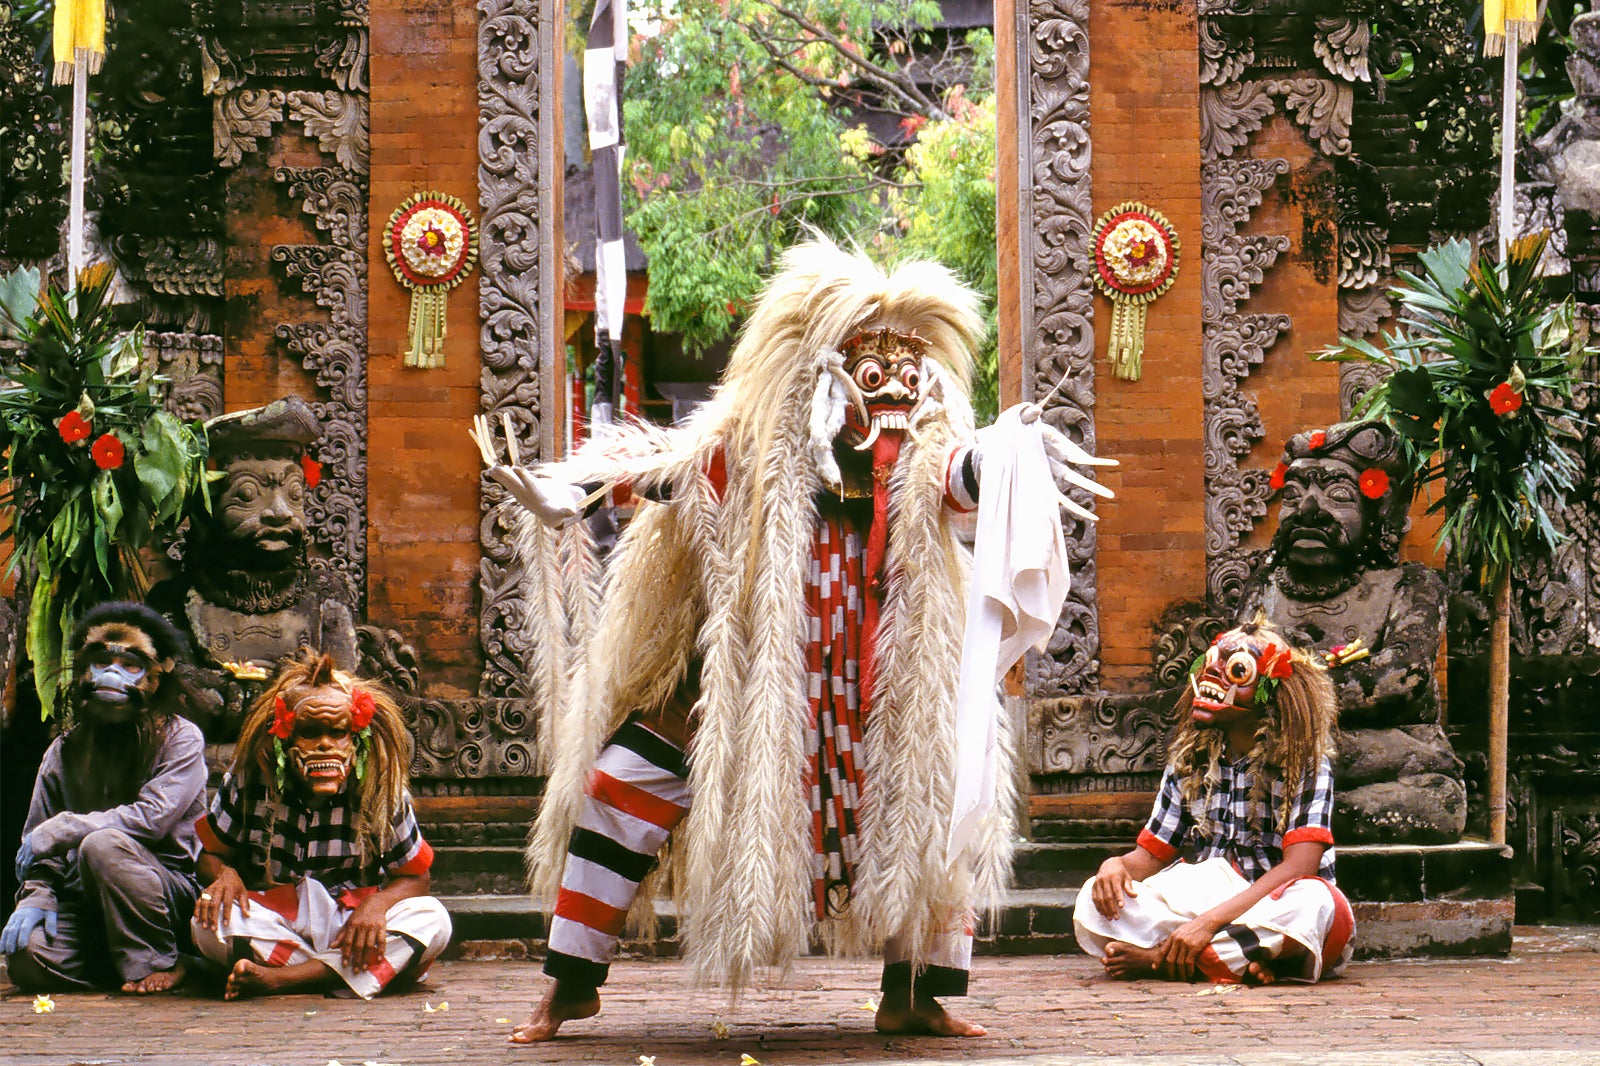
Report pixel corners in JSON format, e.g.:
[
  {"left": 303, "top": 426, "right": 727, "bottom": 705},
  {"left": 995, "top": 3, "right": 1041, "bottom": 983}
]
[{"left": 805, "top": 512, "right": 869, "bottom": 920}]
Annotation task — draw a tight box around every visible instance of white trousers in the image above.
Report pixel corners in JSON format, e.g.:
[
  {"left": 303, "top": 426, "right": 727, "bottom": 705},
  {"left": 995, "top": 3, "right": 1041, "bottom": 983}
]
[
  {"left": 191, "top": 878, "right": 452, "bottom": 999},
  {"left": 1074, "top": 857, "right": 1354, "bottom": 983}
]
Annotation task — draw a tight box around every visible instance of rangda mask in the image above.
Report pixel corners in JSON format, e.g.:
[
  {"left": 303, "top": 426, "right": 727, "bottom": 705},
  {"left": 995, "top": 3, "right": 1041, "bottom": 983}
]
[{"left": 833, "top": 327, "right": 930, "bottom": 452}]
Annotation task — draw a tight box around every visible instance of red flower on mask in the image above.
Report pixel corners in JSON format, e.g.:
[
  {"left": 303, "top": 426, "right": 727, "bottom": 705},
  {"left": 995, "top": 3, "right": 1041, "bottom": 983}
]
[
  {"left": 90, "top": 433, "right": 125, "bottom": 470},
  {"left": 1269, "top": 461, "right": 1288, "bottom": 492},
  {"left": 1308, "top": 430, "right": 1326, "bottom": 450},
  {"left": 300, "top": 454, "right": 322, "bottom": 489},
  {"left": 270, "top": 695, "right": 295, "bottom": 739},
  {"left": 1257, "top": 645, "right": 1294, "bottom": 680},
  {"left": 1359, "top": 467, "right": 1389, "bottom": 499},
  {"left": 350, "top": 688, "right": 376, "bottom": 730},
  {"left": 58, "top": 411, "right": 92, "bottom": 443}
]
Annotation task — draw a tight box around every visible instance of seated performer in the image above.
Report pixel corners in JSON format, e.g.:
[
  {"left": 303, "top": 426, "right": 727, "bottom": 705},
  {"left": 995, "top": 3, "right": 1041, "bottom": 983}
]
[
  {"left": 1074, "top": 620, "right": 1354, "bottom": 984},
  {"left": 190, "top": 654, "right": 450, "bottom": 999},
  {"left": 4, "top": 602, "right": 208, "bottom": 994},
  {"left": 485, "top": 237, "right": 1115, "bottom": 1041}
]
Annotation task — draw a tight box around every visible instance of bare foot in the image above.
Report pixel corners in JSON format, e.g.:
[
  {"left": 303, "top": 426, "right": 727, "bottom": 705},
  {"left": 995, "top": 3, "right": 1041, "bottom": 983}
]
[
  {"left": 1101, "top": 941, "right": 1161, "bottom": 980},
  {"left": 122, "top": 962, "right": 186, "bottom": 994},
  {"left": 509, "top": 980, "right": 601, "bottom": 1043},
  {"left": 223, "top": 958, "right": 337, "bottom": 1000},
  {"left": 1244, "top": 960, "right": 1277, "bottom": 985},
  {"left": 875, "top": 993, "right": 986, "bottom": 1038}
]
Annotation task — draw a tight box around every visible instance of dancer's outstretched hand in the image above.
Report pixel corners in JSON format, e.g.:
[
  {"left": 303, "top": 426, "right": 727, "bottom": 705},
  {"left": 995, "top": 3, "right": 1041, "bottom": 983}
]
[{"left": 488, "top": 466, "right": 587, "bottom": 528}]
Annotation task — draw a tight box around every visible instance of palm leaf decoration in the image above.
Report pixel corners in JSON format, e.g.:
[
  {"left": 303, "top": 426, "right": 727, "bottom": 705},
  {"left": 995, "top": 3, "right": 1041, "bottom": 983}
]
[{"left": 0, "top": 265, "right": 211, "bottom": 718}]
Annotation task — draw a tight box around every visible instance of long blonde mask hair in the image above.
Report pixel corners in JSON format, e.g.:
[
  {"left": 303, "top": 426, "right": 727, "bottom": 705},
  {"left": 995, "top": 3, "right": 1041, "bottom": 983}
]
[{"left": 1166, "top": 622, "right": 1338, "bottom": 834}]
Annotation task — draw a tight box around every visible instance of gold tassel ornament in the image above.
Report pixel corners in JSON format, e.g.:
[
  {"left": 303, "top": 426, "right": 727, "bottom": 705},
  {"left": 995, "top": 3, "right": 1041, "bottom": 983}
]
[
  {"left": 1091, "top": 202, "right": 1180, "bottom": 382},
  {"left": 384, "top": 191, "right": 478, "bottom": 369}
]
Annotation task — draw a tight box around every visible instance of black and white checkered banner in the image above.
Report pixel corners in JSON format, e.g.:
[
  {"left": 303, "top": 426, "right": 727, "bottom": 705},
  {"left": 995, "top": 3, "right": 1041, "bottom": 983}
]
[{"left": 585, "top": 0, "right": 627, "bottom": 427}]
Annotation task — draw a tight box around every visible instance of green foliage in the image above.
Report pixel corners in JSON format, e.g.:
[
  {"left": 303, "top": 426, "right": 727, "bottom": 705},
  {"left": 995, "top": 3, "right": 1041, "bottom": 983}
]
[
  {"left": 1316, "top": 234, "right": 1592, "bottom": 587},
  {"left": 0, "top": 264, "right": 210, "bottom": 717},
  {"left": 619, "top": 2, "right": 1000, "bottom": 419},
  {"left": 894, "top": 88, "right": 998, "bottom": 421}
]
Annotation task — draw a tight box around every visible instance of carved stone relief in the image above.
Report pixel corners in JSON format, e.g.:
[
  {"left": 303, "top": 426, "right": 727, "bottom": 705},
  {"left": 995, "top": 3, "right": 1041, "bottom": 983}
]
[
  {"left": 1200, "top": 152, "right": 1289, "bottom": 608},
  {"left": 477, "top": 0, "right": 555, "bottom": 704},
  {"left": 145, "top": 332, "right": 225, "bottom": 421},
  {"left": 1017, "top": 0, "right": 1100, "bottom": 696},
  {"left": 201, "top": 0, "right": 372, "bottom": 614},
  {"left": 273, "top": 166, "right": 370, "bottom": 610}
]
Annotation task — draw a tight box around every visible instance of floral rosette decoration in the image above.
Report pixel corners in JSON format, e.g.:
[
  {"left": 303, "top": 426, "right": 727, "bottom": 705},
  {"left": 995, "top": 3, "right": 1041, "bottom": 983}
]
[
  {"left": 1091, "top": 202, "right": 1180, "bottom": 382},
  {"left": 384, "top": 191, "right": 478, "bottom": 369}
]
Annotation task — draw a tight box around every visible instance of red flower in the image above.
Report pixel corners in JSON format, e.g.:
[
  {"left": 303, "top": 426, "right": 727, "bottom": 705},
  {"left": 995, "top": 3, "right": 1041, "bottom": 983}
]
[
  {"left": 90, "top": 433, "right": 125, "bottom": 470},
  {"left": 1359, "top": 467, "right": 1389, "bottom": 499},
  {"left": 1489, "top": 381, "right": 1523, "bottom": 417},
  {"left": 269, "top": 695, "right": 295, "bottom": 740},
  {"left": 300, "top": 454, "right": 322, "bottom": 489},
  {"left": 1269, "top": 461, "right": 1288, "bottom": 492},
  {"left": 350, "top": 688, "right": 376, "bottom": 730},
  {"left": 1308, "top": 430, "right": 1326, "bottom": 450},
  {"left": 58, "top": 411, "right": 92, "bottom": 444},
  {"left": 1258, "top": 646, "right": 1294, "bottom": 680}
]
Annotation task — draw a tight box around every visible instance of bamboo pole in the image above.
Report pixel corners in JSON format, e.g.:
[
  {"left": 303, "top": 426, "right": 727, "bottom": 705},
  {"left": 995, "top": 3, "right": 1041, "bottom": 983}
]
[
  {"left": 67, "top": 51, "right": 88, "bottom": 284},
  {"left": 1497, "top": 35, "right": 1519, "bottom": 253},
  {"left": 1488, "top": 570, "right": 1512, "bottom": 845}
]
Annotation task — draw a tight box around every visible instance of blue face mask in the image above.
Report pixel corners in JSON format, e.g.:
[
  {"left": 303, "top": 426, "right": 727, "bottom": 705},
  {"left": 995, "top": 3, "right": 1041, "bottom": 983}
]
[{"left": 86, "top": 661, "right": 147, "bottom": 703}]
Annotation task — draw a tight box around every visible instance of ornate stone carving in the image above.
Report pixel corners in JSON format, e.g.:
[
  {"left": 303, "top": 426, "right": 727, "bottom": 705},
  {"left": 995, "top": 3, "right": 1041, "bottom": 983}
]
[
  {"left": 1239, "top": 421, "right": 1466, "bottom": 844},
  {"left": 272, "top": 166, "right": 369, "bottom": 611},
  {"left": 477, "top": 0, "right": 551, "bottom": 698},
  {"left": 1027, "top": 692, "right": 1176, "bottom": 777},
  {"left": 1200, "top": 82, "right": 1274, "bottom": 160},
  {"left": 1201, "top": 156, "right": 1289, "bottom": 607},
  {"left": 148, "top": 397, "right": 360, "bottom": 738},
  {"left": 316, "top": 28, "right": 370, "bottom": 92},
  {"left": 409, "top": 697, "right": 539, "bottom": 779},
  {"left": 286, "top": 90, "right": 369, "bottom": 172},
  {"left": 1264, "top": 77, "right": 1353, "bottom": 157},
  {"left": 1017, "top": 0, "right": 1101, "bottom": 696},
  {"left": 145, "top": 332, "right": 225, "bottom": 421},
  {"left": 120, "top": 237, "right": 225, "bottom": 299},
  {"left": 1313, "top": 16, "right": 1371, "bottom": 84},
  {"left": 213, "top": 88, "right": 284, "bottom": 168}
]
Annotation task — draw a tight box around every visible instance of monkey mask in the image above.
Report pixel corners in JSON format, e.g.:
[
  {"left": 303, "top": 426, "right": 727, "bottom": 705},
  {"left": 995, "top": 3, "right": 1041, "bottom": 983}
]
[{"left": 76, "top": 621, "right": 172, "bottom": 726}]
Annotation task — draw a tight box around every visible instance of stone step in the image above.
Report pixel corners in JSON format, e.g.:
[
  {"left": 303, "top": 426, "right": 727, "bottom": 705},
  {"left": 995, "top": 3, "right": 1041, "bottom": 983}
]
[{"left": 435, "top": 841, "right": 1516, "bottom": 962}]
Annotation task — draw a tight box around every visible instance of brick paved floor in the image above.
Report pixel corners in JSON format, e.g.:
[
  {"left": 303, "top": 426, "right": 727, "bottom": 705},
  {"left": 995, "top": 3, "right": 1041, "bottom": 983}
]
[{"left": 3, "top": 928, "right": 1599, "bottom": 1066}]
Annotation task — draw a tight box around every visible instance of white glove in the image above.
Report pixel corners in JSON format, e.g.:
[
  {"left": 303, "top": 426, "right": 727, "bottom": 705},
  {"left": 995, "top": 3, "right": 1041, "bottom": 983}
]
[{"left": 487, "top": 466, "right": 588, "bottom": 528}]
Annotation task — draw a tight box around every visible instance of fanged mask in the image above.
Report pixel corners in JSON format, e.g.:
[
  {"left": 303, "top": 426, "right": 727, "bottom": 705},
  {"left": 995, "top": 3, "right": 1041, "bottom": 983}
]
[
  {"left": 272, "top": 686, "right": 365, "bottom": 800},
  {"left": 1188, "top": 628, "right": 1293, "bottom": 724},
  {"left": 836, "top": 328, "right": 929, "bottom": 451}
]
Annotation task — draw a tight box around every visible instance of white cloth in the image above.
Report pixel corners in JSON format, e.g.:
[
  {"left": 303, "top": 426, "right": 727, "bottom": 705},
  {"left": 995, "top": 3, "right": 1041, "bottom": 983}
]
[
  {"left": 947, "top": 406, "right": 1071, "bottom": 858},
  {"left": 1073, "top": 858, "right": 1354, "bottom": 983},
  {"left": 191, "top": 879, "right": 452, "bottom": 999}
]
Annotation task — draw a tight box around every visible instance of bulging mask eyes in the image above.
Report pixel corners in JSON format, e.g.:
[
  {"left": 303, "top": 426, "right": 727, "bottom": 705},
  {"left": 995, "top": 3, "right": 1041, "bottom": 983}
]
[
  {"left": 853, "top": 359, "right": 886, "bottom": 391},
  {"left": 1224, "top": 651, "right": 1257, "bottom": 685},
  {"left": 899, "top": 363, "right": 920, "bottom": 391}
]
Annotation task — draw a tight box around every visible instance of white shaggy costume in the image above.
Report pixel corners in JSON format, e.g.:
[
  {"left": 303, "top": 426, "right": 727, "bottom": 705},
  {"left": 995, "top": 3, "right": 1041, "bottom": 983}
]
[{"left": 502, "top": 238, "right": 1107, "bottom": 997}]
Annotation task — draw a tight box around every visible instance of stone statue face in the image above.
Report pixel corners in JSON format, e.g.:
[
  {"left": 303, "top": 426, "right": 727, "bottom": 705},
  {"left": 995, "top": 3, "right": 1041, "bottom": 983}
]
[
  {"left": 1272, "top": 458, "right": 1368, "bottom": 577},
  {"left": 216, "top": 456, "right": 307, "bottom": 561}
]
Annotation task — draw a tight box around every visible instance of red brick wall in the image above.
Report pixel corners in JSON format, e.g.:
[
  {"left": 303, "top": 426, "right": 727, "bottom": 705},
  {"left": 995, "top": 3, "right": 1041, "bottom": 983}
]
[
  {"left": 367, "top": 0, "right": 484, "bottom": 697},
  {"left": 1088, "top": 0, "right": 1207, "bottom": 687},
  {"left": 1086, "top": 4, "right": 1344, "bottom": 690}
]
